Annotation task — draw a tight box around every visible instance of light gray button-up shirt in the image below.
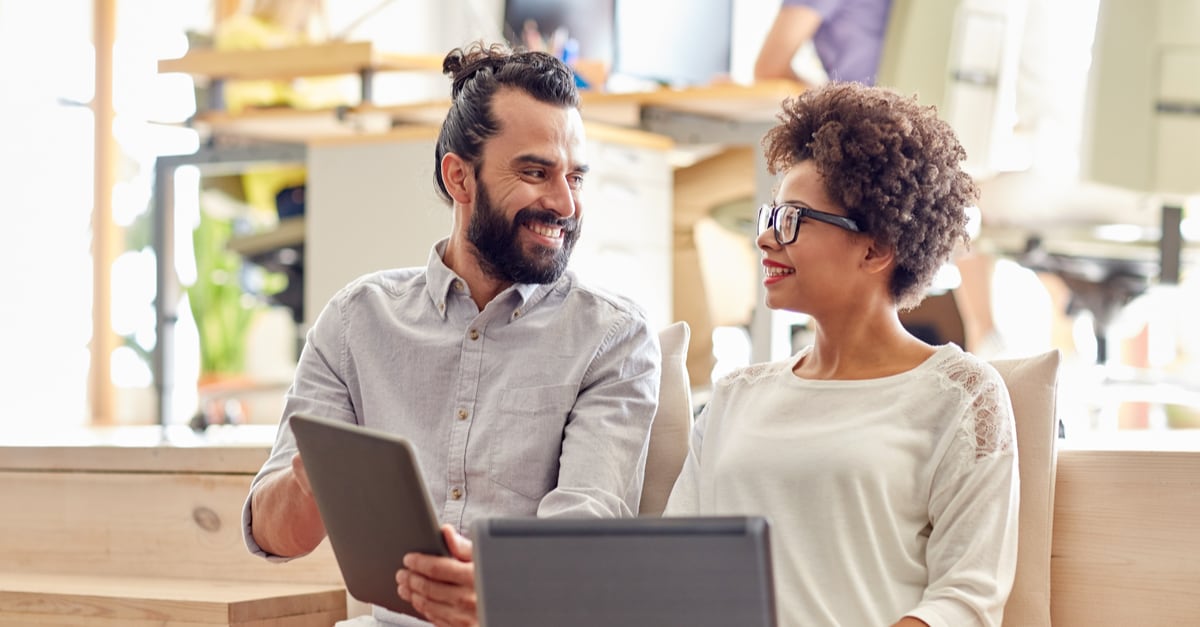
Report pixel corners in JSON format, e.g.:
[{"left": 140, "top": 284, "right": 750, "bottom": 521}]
[{"left": 243, "top": 239, "right": 660, "bottom": 625}]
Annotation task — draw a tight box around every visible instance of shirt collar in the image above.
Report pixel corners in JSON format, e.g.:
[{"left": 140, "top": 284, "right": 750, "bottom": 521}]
[{"left": 423, "top": 238, "right": 561, "bottom": 319}]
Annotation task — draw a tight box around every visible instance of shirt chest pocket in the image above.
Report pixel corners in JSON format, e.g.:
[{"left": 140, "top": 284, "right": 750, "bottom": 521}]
[{"left": 486, "top": 383, "right": 577, "bottom": 500}]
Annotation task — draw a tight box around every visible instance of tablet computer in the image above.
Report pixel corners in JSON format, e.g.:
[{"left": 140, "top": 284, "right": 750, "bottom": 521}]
[
  {"left": 472, "top": 516, "right": 776, "bottom": 627},
  {"left": 289, "top": 413, "right": 449, "bottom": 617}
]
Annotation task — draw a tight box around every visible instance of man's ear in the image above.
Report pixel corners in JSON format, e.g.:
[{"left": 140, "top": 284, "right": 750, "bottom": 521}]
[{"left": 441, "top": 153, "right": 475, "bottom": 205}]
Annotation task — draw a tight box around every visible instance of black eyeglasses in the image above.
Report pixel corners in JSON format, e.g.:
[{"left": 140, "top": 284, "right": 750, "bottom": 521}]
[{"left": 757, "top": 203, "right": 861, "bottom": 245}]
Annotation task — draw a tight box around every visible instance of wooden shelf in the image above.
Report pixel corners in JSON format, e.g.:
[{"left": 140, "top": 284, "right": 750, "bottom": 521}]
[
  {"left": 227, "top": 216, "right": 305, "bottom": 257},
  {"left": 158, "top": 40, "right": 442, "bottom": 81}
]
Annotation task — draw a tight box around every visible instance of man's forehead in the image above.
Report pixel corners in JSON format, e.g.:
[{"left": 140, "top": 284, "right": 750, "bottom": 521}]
[{"left": 486, "top": 94, "right": 587, "bottom": 165}]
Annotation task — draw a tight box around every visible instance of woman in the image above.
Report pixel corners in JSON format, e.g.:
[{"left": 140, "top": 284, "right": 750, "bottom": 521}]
[{"left": 664, "top": 82, "right": 1019, "bottom": 627}]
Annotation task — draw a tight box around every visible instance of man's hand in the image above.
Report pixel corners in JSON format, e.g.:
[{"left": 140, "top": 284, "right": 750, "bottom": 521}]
[
  {"left": 397, "top": 524, "right": 477, "bottom": 627},
  {"left": 249, "top": 453, "right": 326, "bottom": 557}
]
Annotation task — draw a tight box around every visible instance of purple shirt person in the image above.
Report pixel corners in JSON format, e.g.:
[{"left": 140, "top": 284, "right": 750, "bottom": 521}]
[{"left": 755, "top": 0, "right": 893, "bottom": 85}]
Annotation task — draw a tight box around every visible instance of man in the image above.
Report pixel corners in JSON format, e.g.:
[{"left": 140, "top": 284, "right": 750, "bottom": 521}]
[
  {"left": 242, "top": 42, "right": 661, "bottom": 627},
  {"left": 754, "top": 0, "right": 894, "bottom": 85}
]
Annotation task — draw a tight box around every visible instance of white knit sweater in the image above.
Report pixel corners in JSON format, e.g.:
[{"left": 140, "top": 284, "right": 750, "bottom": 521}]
[{"left": 665, "top": 343, "right": 1019, "bottom": 627}]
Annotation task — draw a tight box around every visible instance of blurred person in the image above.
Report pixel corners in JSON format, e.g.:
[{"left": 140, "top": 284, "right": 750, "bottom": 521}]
[{"left": 754, "top": 0, "right": 894, "bottom": 85}]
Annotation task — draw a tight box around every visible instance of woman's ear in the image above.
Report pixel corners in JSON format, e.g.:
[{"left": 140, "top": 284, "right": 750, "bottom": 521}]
[
  {"left": 441, "top": 153, "right": 474, "bottom": 205},
  {"left": 862, "top": 239, "right": 896, "bottom": 275}
]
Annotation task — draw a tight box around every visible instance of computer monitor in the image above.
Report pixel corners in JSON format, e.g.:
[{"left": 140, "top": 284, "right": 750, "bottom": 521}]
[
  {"left": 502, "top": 0, "right": 615, "bottom": 67},
  {"left": 502, "top": 0, "right": 732, "bottom": 89},
  {"left": 613, "top": 0, "right": 733, "bottom": 87}
]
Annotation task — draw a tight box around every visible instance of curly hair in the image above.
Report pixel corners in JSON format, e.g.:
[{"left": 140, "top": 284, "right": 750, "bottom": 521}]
[
  {"left": 762, "top": 82, "right": 978, "bottom": 310},
  {"left": 434, "top": 41, "right": 580, "bottom": 203}
]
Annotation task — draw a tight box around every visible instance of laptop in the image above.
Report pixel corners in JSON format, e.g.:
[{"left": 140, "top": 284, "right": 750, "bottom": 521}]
[
  {"left": 472, "top": 516, "right": 776, "bottom": 627},
  {"left": 288, "top": 413, "right": 448, "bottom": 618}
]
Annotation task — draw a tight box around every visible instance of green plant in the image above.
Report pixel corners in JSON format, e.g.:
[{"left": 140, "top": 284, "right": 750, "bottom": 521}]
[{"left": 187, "top": 210, "right": 258, "bottom": 376}]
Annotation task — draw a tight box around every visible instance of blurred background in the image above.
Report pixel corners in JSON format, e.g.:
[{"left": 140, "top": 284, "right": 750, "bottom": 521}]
[{"left": 0, "top": 0, "right": 1196, "bottom": 447}]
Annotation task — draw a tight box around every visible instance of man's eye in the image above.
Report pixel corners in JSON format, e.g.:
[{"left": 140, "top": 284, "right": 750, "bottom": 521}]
[
  {"left": 523, "top": 169, "right": 546, "bottom": 179},
  {"left": 568, "top": 175, "right": 585, "bottom": 189}
]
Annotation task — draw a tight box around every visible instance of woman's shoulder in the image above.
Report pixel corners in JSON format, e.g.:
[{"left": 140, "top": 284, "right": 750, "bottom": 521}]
[
  {"left": 928, "top": 344, "right": 1016, "bottom": 462},
  {"left": 714, "top": 355, "right": 797, "bottom": 389},
  {"left": 927, "top": 343, "right": 1007, "bottom": 395}
]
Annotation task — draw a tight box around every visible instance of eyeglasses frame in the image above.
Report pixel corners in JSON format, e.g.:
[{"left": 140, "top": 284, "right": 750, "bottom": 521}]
[{"left": 757, "top": 203, "right": 861, "bottom": 245}]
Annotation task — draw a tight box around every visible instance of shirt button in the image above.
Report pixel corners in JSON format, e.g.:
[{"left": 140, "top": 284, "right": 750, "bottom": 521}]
[
  {"left": 451, "top": 487, "right": 463, "bottom": 500},
  {"left": 453, "top": 280, "right": 464, "bottom": 291},
  {"left": 512, "top": 310, "right": 521, "bottom": 319},
  {"left": 469, "top": 329, "right": 479, "bottom": 340},
  {"left": 457, "top": 409, "right": 468, "bottom": 421},
  {"left": 438, "top": 302, "right": 446, "bottom": 313}
]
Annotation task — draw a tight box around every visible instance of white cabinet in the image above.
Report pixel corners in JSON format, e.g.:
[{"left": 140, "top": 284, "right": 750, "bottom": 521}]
[
  {"left": 569, "top": 137, "right": 674, "bottom": 329},
  {"left": 1083, "top": 0, "right": 1200, "bottom": 196}
]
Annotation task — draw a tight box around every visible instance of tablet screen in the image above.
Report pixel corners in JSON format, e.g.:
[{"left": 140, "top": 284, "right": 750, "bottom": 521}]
[{"left": 289, "top": 413, "right": 449, "bottom": 617}]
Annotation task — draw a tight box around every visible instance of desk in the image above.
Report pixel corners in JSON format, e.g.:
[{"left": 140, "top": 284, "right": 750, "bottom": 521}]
[{"left": 975, "top": 171, "right": 1196, "bottom": 364}]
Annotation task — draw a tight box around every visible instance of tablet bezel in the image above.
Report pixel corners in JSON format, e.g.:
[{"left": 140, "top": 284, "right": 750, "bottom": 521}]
[
  {"left": 471, "top": 516, "right": 776, "bottom": 627},
  {"left": 288, "top": 413, "right": 449, "bottom": 617}
]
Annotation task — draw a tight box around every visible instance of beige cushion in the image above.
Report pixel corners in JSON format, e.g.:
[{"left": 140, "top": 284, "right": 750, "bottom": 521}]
[
  {"left": 639, "top": 321, "right": 694, "bottom": 516},
  {"left": 990, "top": 350, "right": 1061, "bottom": 627}
]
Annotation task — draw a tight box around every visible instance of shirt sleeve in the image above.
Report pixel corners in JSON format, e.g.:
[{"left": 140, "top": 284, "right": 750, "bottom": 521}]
[
  {"left": 241, "top": 291, "right": 359, "bottom": 560},
  {"left": 781, "top": 0, "right": 843, "bottom": 18},
  {"left": 537, "top": 311, "right": 661, "bottom": 519},
  {"left": 906, "top": 369, "right": 1020, "bottom": 627}
]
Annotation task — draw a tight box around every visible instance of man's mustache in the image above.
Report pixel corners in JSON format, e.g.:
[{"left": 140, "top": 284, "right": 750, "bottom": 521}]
[{"left": 513, "top": 207, "right": 579, "bottom": 234}]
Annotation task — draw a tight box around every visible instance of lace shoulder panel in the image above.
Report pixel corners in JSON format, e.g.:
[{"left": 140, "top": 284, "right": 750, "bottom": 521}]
[
  {"left": 940, "top": 354, "right": 1015, "bottom": 462},
  {"left": 718, "top": 360, "right": 784, "bottom": 387}
]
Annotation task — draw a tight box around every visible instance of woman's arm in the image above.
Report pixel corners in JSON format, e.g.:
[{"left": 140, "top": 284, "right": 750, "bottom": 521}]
[{"left": 908, "top": 370, "right": 1020, "bottom": 626}]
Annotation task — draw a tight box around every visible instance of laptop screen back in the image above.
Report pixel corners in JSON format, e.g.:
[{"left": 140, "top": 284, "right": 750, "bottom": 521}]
[{"left": 473, "top": 516, "right": 776, "bottom": 627}]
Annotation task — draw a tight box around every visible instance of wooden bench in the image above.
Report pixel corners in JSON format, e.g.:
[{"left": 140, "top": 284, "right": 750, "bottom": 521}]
[
  {"left": 0, "top": 428, "right": 354, "bottom": 626},
  {"left": 3, "top": 428, "right": 1198, "bottom": 625},
  {"left": 0, "top": 573, "right": 344, "bottom": 626}
]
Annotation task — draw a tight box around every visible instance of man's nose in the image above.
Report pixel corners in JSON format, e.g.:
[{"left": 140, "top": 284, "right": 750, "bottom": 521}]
[{"left": 541, "top": 176, "right": 577, "bottom": 219}]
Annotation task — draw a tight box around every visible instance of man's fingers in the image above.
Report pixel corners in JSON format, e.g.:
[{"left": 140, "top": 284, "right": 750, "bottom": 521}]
[
  {"left": 404, "top": 570, "right": 477, "bottom": 608},
  {"left": 411, "top": 593, "right": 476, "bottom": 627},
  {"left": 442, "top": 524, "right": 474, "bottom": 562},
  {"left": 403, "top": 553, "right": 474, "bottom": 586}
]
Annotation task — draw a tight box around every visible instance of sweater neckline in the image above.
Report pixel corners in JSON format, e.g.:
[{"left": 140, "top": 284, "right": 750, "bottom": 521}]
[{"left": 784, "top": 343, "right": 960, "bottom": 386}]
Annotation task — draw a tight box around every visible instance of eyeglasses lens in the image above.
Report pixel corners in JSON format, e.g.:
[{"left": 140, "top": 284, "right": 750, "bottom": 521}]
[{"left": 778, "top": 207, "right": 798, "bottom": 243}]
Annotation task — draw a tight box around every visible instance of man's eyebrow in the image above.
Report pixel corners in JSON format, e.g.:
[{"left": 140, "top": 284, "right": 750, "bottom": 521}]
[
  {"left": 514, "top": 154, "right": 556, "bottom": 168},
  {"left": 513, "top": 154, "right": 590, "bottom": 173}
]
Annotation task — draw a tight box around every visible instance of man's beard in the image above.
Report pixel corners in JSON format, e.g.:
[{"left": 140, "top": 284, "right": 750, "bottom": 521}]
[{"left": 466, "top": 181, "right": 580, "bottom": 284}]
